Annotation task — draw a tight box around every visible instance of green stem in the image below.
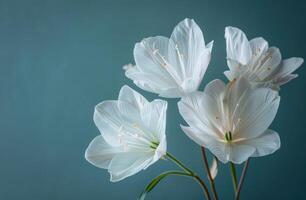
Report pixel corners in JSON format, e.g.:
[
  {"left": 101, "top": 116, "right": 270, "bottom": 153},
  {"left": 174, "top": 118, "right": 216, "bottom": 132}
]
[
  {"left": 166, "top": 152, "right": 194, "bottom": 175},
  {"left": 229, "top": 162, "right": 238, "bottom": 192},
  {"left": 193, "top": 175, "right": 212, "bottom": 200},
  {"left": 201, "top": 147, "right": 219, "bottom": 200},
  {"left": 166, "top": 152, "right": 211, "bottom": 200}
]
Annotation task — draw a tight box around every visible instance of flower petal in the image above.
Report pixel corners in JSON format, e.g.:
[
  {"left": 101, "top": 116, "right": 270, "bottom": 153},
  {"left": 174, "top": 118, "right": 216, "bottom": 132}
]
[
  {"left": 256, "top": 47, "right": 282, "bottom": 80},
  {"left": 242, "top": 129, "right": 280, "bottom": 157},
  {"left": 227, "top": 144, "right": 255, "bottom": 164},
  {"left": 94, "top": 101, "right": 123, "bottom": 146},
  {"left": 154, "top": 134, "right": 167, "bottom": 163},
  {"left": 85, "top": 135, "right": 122, "bottom": 169},
  {"left": 233, "top": 87, "right": 280, "bottom": 139},
  {"left": 225, "top": 26, "right": 252, "bottom": 65},
  {"left": 249, "top": 37, "right": 268, "bottom": 56},
  {"left": 118, "top": 85, "right": 148, "bottom": 112},
  {"left": 180, "top": 125, "right": 215, "bottom": 147},
  {"left": 225, "top": 78, "right": 252, "bottom": 120},
  {"left": 273, "top": 74, "right": 298, "bottom": 86},
  {"left": 273, "top": 57, "right": 303, "bottom": 79},
  {"left": 133, "top": 36, "right": 180, "bottom": 93},
  {"left": 124, "top": 66, "right": 180, "bottom": 96},
  {"left": 168, "top": 18, "right": 210, "bottom": 89},
  {"left": 178, "top": 92, "right": 223, "bottom": 138},
  {"left": 141, "top": 100, "right": 167, "bottom": 140},
  {"left": 204, "top": 79, "right": 226, "bottom": 102},
  {"left": 108, "top": 152, "right": 154, "bottom": 182}
]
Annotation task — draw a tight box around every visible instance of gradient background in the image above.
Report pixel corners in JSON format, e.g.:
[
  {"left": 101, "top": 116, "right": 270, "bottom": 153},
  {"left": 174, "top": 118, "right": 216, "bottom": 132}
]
[{"left": 0, "top": 0, "right": 305, "bottom": 199}]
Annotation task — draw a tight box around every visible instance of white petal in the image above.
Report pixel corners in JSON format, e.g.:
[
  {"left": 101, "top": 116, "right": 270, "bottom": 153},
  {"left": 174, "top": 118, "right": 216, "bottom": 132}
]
[
  {"left": 158, "top": 87, "right": 183, "bottom": 98},
  {"left": 180, "top": 125, "right": 216, "bottom": 147},
  {"left": 181, "top": 123, "right": 255, "bottom": 164},
  {"left": 224, "top": 70, "right": 237, "bottom": 81},
  {"left": 204, "top": 139, "right": 229, "bottom": 164},
  {"left": 227, "top": 144, "right": 255, "bottom": 164},
  {"left": 154, "top": 134, "right": 167, "bottom": 162},
  {"left": 85, "top": 135, "right": 122, "bottom": 169},
  {"left": 124, "top": 65, "right": 177, "bottom": 95},
  {"left": 273, "top": 74, "right": 298, "bottom": 86},
  {"left": 249, "top": 37, "right": 268, "bottom": 55},
  {"left": 118, "top": 85, "right": 148, "bottom": 112},
  {"left": 168, "top": 18, "right": 207, "bottom": 82},
  {"left": 204, "top": 79, "right": 226, "bottom": 102},
  {"left": 133, "top": 36, "right": 180, "bottom": 93},
  {"left": 117, "top": 100, "right": 142, "bottom": 126},
  {"left": 178, "top": 92, "right": 223, "bottom": 138},
  {"left": 225, "top": 26, "right": 252, "bottom": 65},
  {"left": 273, "top": 57, "right": 303, "bottom": 79},
  {"left": 225, "top": 77, "right": 252, "bottom": 120},
  {"left": 225, "top": 59, "right": 243, "bottom": 79},
  {"left": 140, "top": 100, "right": 167, "bottom": 140},
  {"left": 242, "top": 129, "right": 280, "bottom": 157},
  {"left": 233, "top": 87, "right": 280, "bottom": 139},
  {"left": 94, "top": 101, "right": 123, "bottom": 146},
  {"left": 256, "top": 47, "right": 282, "bottom": 80},
  {"left": 108, "top": 152, "right": 154, "bottom": 182},
  {"left": 206, "top": 40, "right": 214, "bottom": 52}
]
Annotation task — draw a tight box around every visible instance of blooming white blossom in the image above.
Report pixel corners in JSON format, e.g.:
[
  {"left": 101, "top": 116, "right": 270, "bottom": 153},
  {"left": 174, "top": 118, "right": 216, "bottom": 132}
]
[
  {"left": 85, "top": 85, "right": 167, "bottom": 182},
  {"left": 224, "top": 26, "right": 303, "bottom": 90},
  {"left": 123, "top": 18, "right": 213, "bottom": 98},
  {"left": 178, "top": 78, "right": 281, "bottom": 164}
]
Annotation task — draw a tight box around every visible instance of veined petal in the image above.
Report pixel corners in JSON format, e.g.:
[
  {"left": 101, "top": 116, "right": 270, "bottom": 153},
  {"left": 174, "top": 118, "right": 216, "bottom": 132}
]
[
  {"left": 225, "top": 26, "right": 252, "bottom": 65},
  {"left": 204, "top": 79, "right": 226, "bottom": 102},
  {"left": 226, "top": 144, "right": 255, "bottom": 164},
  {"left": 133, "top": 36, "right": 180, "bottom": 90},
  {"left": 233, "top": 87, "right": 280, "bottom": 139},
  {"left": 273, "top": 74, "right": 298, "bottom": 86},
  {"left": 108, "top": 152, "right": 154, "bottom": 182},
  {"left": 193, "top": 48, "right": 212, "bottom": 89},
  {"left": 140, "top": 100, "right": 167, "bottom": 140},
  {"left": 225, "top": 78, "right": 252, "bottom": 121},
  {"left": 242, "top": 129, "right": 280, "bottom": 157},
  {"left": 85, "top": 135, "right": 122, "bottom": 169},
  {"left": 180, "top": 125, "right": 216, "bottom": 147},
  {"left": 178, "top": 92, "right": 223, "bottom": 138},
  {"left": 168, "top": 18, "right": 208, "bottom": 83},
  {"left": 124, "top": 64, "right": 176, "bottom": 91},
  {"left": 153, "top": 134, "right": 167, "bottom": 163},
  {"left": 124, "top": 69, "right": 179, "bottom": 96},
  {"left": 249, "top": 37, "right": 268, "bottom": 56},
  {"left": 273, "top": 57, "right": 303, "bottom": 79},
  {"left": 94, "top": 101, "right": 124, "bottom": 146},
  {"left": 118, "top": 85, "right": 148, "bottom": 112},
  {"left": 158, "top": 87, "right": 183, "bottom": 98},
  {"left": 256, "top": 47, "right": 282, "bottom": 81}
]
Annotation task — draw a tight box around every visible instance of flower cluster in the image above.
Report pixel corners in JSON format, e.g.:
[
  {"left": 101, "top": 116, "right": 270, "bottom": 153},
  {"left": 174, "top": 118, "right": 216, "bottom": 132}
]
[{"left": 85, "top": 18, "right": 303, "bottom": 199}]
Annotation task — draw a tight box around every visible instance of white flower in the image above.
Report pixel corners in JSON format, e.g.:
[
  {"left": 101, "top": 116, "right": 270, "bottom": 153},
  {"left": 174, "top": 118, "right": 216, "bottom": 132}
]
[
  {"left": 178, "top": 78, "right": 281, "bottom": 164},
  {"left": 224, "top": 26, "right": 303, "bottom": 90},
  {"left": 123, "top": 18, "right": 213, "bottom": 98},
  {"left": 85, "top": 85, "right": 167, "bottom": 182}
]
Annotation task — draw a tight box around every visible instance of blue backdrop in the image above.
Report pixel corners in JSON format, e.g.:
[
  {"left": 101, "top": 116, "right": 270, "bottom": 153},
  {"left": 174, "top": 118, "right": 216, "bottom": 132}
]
[{"left": 0, "top": 0, "right": 305, "bottom": 199}]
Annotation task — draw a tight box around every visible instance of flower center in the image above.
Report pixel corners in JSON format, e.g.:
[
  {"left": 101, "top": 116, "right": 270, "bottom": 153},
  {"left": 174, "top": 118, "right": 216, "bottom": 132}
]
[
  {"left": 150, "top": 141, "right": 160, "bottom": 149},
  {"left": 225, "top": 131, "right": 233, "bottom": 142}
]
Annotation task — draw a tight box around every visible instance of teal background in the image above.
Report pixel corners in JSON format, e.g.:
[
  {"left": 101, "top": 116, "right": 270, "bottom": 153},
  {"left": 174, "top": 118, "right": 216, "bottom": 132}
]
[{"left": 0, "top": 0, "right": 305, "bottom": 199}]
